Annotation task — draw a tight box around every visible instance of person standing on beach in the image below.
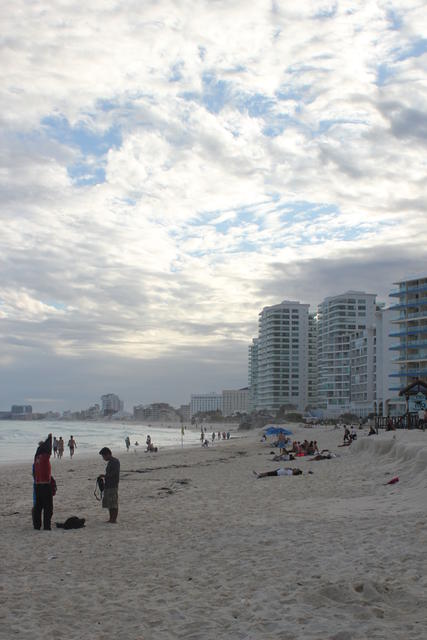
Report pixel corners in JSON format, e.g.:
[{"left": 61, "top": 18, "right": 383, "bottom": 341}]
[
  {"left": 53, "top": 436, "right": 58, "bottom": 458},
  {"left": 68, "top": 436, "right": 76, "bottom": 458},
  {"left": 125, "top": 436, "right": 131, "bottom": 452},
  {"left": 57, "top": 437, "right": 64, "bottom": 459},
  {"left": 33, "top": 434, "right": 54, "bottom": 530},
  {"left": 99, "top": 447, "right": 120, "bottom": 523}
]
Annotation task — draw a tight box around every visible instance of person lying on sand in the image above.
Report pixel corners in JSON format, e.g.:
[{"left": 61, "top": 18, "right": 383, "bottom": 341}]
[
  {"left": 310, "top": 450, "right": 337, "bottom": 460},
  {"left": 253, "top": 467, "right": 308, "bottom": 478},
  {"left": 272, "top": 452, "right": 295, "bottom": 461}
]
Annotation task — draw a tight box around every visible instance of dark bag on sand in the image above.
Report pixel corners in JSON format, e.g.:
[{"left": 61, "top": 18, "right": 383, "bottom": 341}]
[
  {"left": 94, "top": 475, "right": 105, "bottom": 501},
  {"left": 56, "top": 516, "right": 86, "bottom": 530}
]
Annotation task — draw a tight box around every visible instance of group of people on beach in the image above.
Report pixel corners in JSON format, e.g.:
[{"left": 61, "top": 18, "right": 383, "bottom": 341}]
[
  {"left": 52, "top": 435, "right": 77, "bottom": 459},
  {"left": 200, "top": 429, "right": 231, "bottom": 447},
  {"left": 124, "top": 434, "right": 158, "bottom": 453},
  {"left": 255, "top": 426, "right": 349, "bottom": 478},
  {"left": 339, "top": 426, "right": 358, "bottom": 446},
  {"left": 32, "top": 433, "right": 120, "bottom": 531},
  {"left": 290, "top": 440, "right": 320, "bottom": 456}
]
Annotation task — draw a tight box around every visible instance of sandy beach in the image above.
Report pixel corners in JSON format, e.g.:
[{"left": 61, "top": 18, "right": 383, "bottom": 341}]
[{"left": 1, "top": 424, "right": 427, "bottom": 639}]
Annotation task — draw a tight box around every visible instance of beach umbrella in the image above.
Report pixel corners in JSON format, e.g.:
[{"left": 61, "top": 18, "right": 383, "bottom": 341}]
[{"left": 264, "top": 426, "right": 293, "bottom": 436}]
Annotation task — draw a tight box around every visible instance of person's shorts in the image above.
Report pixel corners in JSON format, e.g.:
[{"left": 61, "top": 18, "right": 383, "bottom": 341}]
[{"left": 102, "top": 488, "right": 119, "bottom": 509}]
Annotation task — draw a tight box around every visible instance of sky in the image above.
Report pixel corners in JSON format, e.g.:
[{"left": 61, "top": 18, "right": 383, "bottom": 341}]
[{"left": 1, "top": 1, "right": 426, "bottom": 412}]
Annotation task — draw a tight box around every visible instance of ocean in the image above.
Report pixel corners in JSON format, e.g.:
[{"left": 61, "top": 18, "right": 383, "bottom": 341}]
[{"left": 0, "top": 420, "right": 202, "bottom": 464}]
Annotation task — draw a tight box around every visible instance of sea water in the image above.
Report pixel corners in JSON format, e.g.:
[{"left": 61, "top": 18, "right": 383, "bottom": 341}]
[{"left": 0, "top": 420, "right": 202, "bottom": 464}]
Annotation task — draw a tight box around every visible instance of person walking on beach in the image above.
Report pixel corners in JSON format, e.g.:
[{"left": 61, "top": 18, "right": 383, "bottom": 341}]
[
  {"left": 57, "top": 437, "right": 64, "bottom": 459},
  {"left": 99, "top": 447, "right": 120, "bottom": 523},
  {"left": 53, "top": 436, "right": 58, "bottom": 458},
  {"left": 68, "top": 436, "right": 76, "bottom": 458},
  {"left": 125, "top": 436, "right": 131, "bottom": 452},
  {"left": 33, "top": 434, "right": 54, "bottom": 530}
]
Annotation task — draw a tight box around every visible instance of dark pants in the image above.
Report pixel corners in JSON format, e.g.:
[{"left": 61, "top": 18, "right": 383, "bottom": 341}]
[{"left": 33, "top": 484, "right": 53, "bottom": 530}]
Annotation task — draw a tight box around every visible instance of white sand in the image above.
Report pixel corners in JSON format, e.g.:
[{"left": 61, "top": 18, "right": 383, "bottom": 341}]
[{"left": 1, "top": 425, "right": 427, "bottom": 639}]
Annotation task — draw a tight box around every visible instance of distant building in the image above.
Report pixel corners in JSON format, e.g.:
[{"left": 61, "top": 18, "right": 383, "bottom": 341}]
[
  {"left": 133, "top": 403, "right": 180, "bottom": 422},
  {"left": 11, "top": 405, "right": 32, "bottom": 420},
  {"left": 101, "top": 394, "right": 124, "bottom": 416},
  {"left": 177, "top": 404, "right": 191, "bottom": 422},
  {"left": 190, "top": 393, "right": 223, "bottom": 418},
  {"left": 222, "top": 388, "right": 249, "bottom": 416},
  {"left": 88, "top": 404, "right": 101, "bottom": 419},
  {"left": 11, "top": 405, "right": 32, "bottom": 415}
]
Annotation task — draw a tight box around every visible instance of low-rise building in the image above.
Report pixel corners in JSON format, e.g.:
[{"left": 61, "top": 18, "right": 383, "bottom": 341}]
[
  {"left": 11, "top": 405, "right": 33, "bottom": 420},
  {"left": 101, "top": 394, "right": 124, "bottom": 416},
  {"left": 190, "top": 393, "right": 223, "bottom": 418},
  {"left": 177, "top": 404, "right": 191, "bottom": 422},
  {"left": 222, "top": 388, "right": 249, "bottom": 416},
  {"left": 133, "top": 403, "right": 180, "bottom": 422}
]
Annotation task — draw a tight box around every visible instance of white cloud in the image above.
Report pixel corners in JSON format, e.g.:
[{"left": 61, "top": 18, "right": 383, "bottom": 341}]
[{"left": 0, "top": 0, "right": 426, "bottom": 408}]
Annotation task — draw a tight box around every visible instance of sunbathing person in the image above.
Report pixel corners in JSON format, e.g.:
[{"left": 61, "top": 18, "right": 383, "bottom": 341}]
[
  {"left": 272, "top": 451, "right": 295, "bottom": 461},
  {"left": 306, "top": 440, "right": 316, "bottom": 455},
  {"left": 253, "top": 467, "right": 304, "bottom": 478},
  {"left": 310, "top": 450, "right": 337, "bottom": 460}
]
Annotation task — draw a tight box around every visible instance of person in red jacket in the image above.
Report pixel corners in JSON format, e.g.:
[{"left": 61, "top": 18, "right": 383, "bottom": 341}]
[{"left": 33, "top": 433, "right": 54, "bottom": 530}]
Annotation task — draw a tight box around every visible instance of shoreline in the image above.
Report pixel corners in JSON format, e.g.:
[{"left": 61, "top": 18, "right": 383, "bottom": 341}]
[{"left": 0, "top": 422, "right": 245, "bottom": 467}]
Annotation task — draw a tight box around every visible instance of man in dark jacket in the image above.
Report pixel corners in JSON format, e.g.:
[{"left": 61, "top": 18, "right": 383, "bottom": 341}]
[
  {"left": 99, "top": 447, "right": 120, "bottom": 523},
  {"left": 33, "top": 433, "right": 54, "bottom": 530}
]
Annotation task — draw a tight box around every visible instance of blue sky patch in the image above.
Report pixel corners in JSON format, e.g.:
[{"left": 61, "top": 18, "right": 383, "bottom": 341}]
[
  {"left": 67, "top": 163, "right": 106, "bottom": 186},
  {"left": 201, "top": 72, "right": 230, "bottom": 113},
  {"left": 169, "top": 62, "right": 184, "bottom": 82},
  {"left": 314, "top": 3, "right": 338, "bottom": 20},
  {"left": 376, "top": 63, "right": 394, "bottom": 86},
  {"left": 236, "top": 92, "right": 274, "bottom": 118},
  {"left": 96, "top": 98, "right": 118, "bottom": 112},
  {"left": 42, "top": 116, "right": 122, "bottom": 157},
  {"left": 395, "top": 38, "right": 427, "bottom": 62},
  {"left": 387, "top": 9, "right": 403, "bottom": 30},
  {"left": 45, "top": 301, "right": 67, "bottom": 310}
]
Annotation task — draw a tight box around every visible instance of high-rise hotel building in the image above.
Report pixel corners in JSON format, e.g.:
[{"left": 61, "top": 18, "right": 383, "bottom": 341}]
[
  {"left": 248, "top": 338, "right": 259, "bottom": 412},
  {"left": 307, "top": 313, "right": 318, "bottom": 408},
  {"left": 249, "top": 300, "right": 309, "bottom": 413},
  {"left": 317, "top": 291, "right": 377, "bottom": 416},
  {"left": 389, "top": 276, "right": 427, "bottom": 391},
  {"left": 248, "top": 281, "right": 423, "bottom": 419}
]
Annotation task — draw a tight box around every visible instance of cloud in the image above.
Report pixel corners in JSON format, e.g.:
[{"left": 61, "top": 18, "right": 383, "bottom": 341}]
[{"left": 0, "top": 0, "right": 426, "bottom": 410}]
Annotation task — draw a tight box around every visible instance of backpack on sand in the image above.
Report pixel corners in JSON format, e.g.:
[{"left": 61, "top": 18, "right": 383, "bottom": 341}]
[{"left": 56, "top": 516, "right": 86, "bottom": 530}]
